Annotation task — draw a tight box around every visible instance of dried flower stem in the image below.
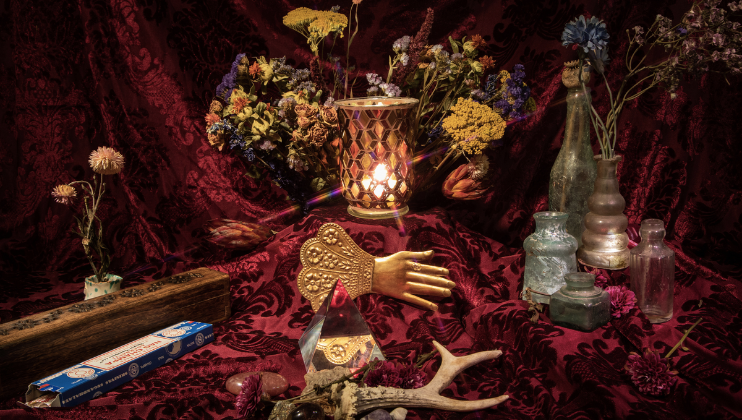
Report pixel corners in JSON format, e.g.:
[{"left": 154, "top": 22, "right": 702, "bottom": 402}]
[{"left": 665, "top": 317, "right": 703, "bottom": 359}]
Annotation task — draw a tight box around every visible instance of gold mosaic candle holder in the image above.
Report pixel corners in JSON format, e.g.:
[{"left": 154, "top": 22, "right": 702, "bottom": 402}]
[{"left": 335, "top": 97, "right": 419, "bottom": 219}]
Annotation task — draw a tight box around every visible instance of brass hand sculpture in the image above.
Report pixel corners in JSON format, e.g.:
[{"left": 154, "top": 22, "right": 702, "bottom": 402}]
[{"left": 298, "top": 223, "right": 455, "bottom": 312}]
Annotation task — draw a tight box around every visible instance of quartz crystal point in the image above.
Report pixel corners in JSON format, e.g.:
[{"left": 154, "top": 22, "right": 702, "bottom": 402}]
[{"left": 299, "top": 279, "right": 385, "bottom": 372}]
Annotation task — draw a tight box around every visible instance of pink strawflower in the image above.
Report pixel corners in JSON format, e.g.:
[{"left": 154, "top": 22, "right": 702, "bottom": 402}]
[
  {"left": 398, "top": 363, "right": 426, "bottom": 389},
  {"left": 51, "top": 184, "right": 77, "bottom": 205},
  {"left": 605, "top": 286, "right": 637, "bottom": 318},
  {"left": 236, "top": 373, "right": 262, "bottom": 418},
  {"left": 89, "top": 146, "right": 125, "bottom": 175},
  {"left": 364, "top": 361, "right": 401, "bottom": 388},
  {"left": 625, "top": 351, "right": 678, "bottom": 396}
]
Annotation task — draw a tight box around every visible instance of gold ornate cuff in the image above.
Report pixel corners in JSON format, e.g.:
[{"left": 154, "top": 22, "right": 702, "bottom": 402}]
[{"left": 298, "top": 223, "right": 375, "bottom": 311}]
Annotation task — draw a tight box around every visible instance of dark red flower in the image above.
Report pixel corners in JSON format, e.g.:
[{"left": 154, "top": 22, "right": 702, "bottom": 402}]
[
  {"left": 605, "top": 285, "right": 637, "bottom": 318},
  {"left": 364, "top": 361, "right": 401, "bottom": 388},
  {"left": 625, "top": 350, "right": 677, "bottom": 396},
  {"left": 236, "top": 373, "right": 262, "bottom": 418},
  {"left": 398, "top": 363, "right": 426, "bottom": 389}
]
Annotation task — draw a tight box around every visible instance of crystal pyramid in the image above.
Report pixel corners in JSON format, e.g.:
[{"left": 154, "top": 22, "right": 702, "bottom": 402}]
[{"left": 298, "top": 278, "right": 385, "bottom": 372}]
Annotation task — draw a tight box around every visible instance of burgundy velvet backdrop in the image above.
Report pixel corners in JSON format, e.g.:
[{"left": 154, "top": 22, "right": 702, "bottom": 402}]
[{"left": 1, "top": 0, "right": 741, "bottom": 419}]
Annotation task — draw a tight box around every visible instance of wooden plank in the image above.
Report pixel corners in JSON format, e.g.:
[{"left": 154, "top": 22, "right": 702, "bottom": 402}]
[{"left": 0, "top": 268, "right": 230, "bottom": 399}]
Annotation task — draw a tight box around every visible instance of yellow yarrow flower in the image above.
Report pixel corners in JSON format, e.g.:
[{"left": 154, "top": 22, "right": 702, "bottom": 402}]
[
  {"left": 442, "top": 98, "right": 506, "bottom": 155},
  {"left": 283, "top": 8, "right": 347, "bottom": 54}
]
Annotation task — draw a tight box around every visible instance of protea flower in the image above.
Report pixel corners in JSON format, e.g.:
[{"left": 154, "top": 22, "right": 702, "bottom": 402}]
[
  {"left": 203, "top": 219, "right": 272, "bottom": 249},
  {"left": 442, "top": 155, "right": 490, "bottom": 200}
]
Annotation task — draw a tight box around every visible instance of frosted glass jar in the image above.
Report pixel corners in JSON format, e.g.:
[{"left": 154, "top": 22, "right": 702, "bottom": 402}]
[{"left": 522, "top": 211, "right": 578, "bottom": 304}]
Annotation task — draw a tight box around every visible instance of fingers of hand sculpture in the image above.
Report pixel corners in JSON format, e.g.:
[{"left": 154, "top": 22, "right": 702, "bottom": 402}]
[
  {"left": 406, "top": 281, "right": 452, "bottom": 298},
  {"left": 406, "top": 261, "right": 449, "bottom": 277},
  {"left": 402, "top": 292, "right": 439, "bottom": 311},
  {"left": 405, "top": 272, "right": 455, "bottom": 289},
  {"left": 398, "top": 250, "right": 434, "bottom": 262}
]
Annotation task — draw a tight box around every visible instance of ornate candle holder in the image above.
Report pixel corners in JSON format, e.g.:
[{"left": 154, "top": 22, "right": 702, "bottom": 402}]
[{"left": 335, "top": 97, "right": 419, "bottom": 219}]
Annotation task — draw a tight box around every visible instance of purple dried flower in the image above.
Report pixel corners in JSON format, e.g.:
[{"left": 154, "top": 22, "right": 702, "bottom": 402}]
[
  {"left": 712, "top": 33, "right": 725, "bottom": 47},
  {"left": 625, "top": 351, "right": 678, "bottom": 396},
  {"left": 605, "top": 286, "right": 637, "bottom": 318},
  {"left": 216, "top": 53, "right": 246, "bottom": 100},
  {"left": 236, "top": 373, "right": 262, "bottom": 418},
  {"left": 398, "top": 363, "right": 426, "bottom": 389},
  {"left": 393, "top": 35, "right": 411, "bottom": 52},
  {"left": 366, "top": 73, "right": 382, "bottom": 85},
  {"left": 364, "top": 361, "right": 401, "bottom": 388}
]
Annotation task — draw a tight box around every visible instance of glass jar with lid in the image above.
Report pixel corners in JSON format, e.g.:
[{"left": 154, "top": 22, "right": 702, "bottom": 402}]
[{"left": 549, "top": 272, "right": 610, "bottom": 331}]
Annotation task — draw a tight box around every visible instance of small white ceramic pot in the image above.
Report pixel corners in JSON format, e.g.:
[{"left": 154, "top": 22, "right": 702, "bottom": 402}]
[{"left": 84, "top": 274, "right": 123, "bottom": 300}]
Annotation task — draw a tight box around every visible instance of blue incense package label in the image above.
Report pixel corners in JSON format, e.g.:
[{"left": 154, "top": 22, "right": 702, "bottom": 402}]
[{"left": 26, "top": 321, "right": 213, "bottom": 408}]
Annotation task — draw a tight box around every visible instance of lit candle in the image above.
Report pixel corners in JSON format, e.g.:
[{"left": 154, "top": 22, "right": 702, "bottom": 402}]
[{"left": 372, "top": 164, "right": 389, "bottom": 182}]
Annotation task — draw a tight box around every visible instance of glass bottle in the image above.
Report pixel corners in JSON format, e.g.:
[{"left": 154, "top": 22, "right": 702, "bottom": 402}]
[
  {"left": 523, "top": 211, "right": 578, "bottom": 304},
  {"left": 549, "top": 272, "right": 610, "bottom": 332},
  {"left": 630, "top": 219, "right": 675, "bottom": 323},
  {"left": 549, "top": 85, "right": 597, "bottom": 246}
]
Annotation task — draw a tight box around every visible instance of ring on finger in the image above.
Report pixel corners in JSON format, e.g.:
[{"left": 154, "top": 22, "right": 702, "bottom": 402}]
[{"left": 412, "top": 262, "right": 422, "bottom": 271}]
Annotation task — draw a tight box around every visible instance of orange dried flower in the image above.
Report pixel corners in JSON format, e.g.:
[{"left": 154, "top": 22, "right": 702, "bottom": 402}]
[
  {"left": 249, "top": 61, "right": 262, "bottom": 78},
  {"left": 470, "top": 34, "right": 487, "bottom": 49},
  {"left": 205, "top": 113, "right": 220, "bottom": 127},
  {"left": 232, "top": 97, "right": 249, "bottom": 114},
  {"left": 479, "top": 55, "right": 496, "bottom": 71}
]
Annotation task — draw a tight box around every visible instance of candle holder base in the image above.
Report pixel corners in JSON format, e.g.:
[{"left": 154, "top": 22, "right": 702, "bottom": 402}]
[{"left": 347, "top": 205, "right": 409, "bottom": 220}]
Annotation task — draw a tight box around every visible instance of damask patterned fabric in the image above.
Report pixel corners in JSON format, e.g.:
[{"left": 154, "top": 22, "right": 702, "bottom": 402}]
[{"left": 0, "top": 0, "right": 740, "bottom": 419}]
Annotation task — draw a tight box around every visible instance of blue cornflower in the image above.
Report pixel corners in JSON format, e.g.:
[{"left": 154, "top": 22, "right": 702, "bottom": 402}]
[
  {"left": 215, "top": 53, "right": 245, "bottom": 100},
  {"left": 207, "top": 119, "right": 237, "bottom": 135},
  {"left": 562, "top": 15, "right": 610, "bottom": 54},
  {"left": 243, "top": 147, "right": 255, "bottom": 162},
  {"left": 427, "top": 123, "right": 446, "bottom": 144}
]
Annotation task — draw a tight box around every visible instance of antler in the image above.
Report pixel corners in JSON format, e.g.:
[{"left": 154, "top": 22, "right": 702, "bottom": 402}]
[{"left": 333, "top": 341, "right": 508, "bottom": 419}]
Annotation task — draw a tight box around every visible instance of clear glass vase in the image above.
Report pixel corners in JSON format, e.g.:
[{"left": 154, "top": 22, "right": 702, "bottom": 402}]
[
  {"left": 549, "top": 87, "right": 597, "bottom": 246},
  {"left": 523, "top": 211, "right": 578, "bottom": 304},
  {"left": 630, "top": 219, "right": 675, "bottom": 323},
  {"left": 549, "top": 272, "right": 610, "bottom": 332}
]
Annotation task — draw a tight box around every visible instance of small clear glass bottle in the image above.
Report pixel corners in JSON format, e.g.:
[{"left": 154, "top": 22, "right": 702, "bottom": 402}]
[
  {"left": 522, "top": 211, "right": 578, "bottom": 304},
  {"left": 630, "top": 219, "right": 675, "bottom": 323},
  {"left": 549, "top": 272, "right": 610, "bottom": 332}
]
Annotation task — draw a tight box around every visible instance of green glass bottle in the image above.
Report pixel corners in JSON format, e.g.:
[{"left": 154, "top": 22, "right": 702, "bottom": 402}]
[{"left": 549, "top": 272, "right": 610, "bottom": 332}]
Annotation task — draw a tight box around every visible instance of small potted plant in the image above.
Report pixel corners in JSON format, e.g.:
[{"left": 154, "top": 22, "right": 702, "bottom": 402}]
[{"left": 52, "top": 146, "right": 125, "bottom": 299}]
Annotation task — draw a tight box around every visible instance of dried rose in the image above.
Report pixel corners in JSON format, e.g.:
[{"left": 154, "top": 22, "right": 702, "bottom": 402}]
[
  {"left": 320, "top": 106, "right": 338, "bottom": 125},
  {"left": 625, "top": 350, "right": 677, "bottom": 396},
  {"left": 207, "top": 132, "right": 227, "bottom": 151},
  {"left": 297, "top": 116, "right": 313, "bottom": 129},
  {"left": 308, "top": 123, "right": 329, "bottom": 146},
  {"left": 442, "top": 163, "right": 488, "bottom": 200},
  {"left": 203, "top": 219, "right": 272, "bottom": 249},
  {"left": 209, "top": 99, "right": 224, "bottom": 114},
  {"left": 294, "top": 103, "right": 318, "bottom": 118},
  {"left": 291, "top": 130, "right": 304, "bottom": 143}
]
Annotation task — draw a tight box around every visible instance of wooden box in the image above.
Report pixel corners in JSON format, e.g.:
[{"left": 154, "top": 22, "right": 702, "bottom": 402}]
[{"left": 0, "top": 268, "right": 230, "bottom": 400}]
